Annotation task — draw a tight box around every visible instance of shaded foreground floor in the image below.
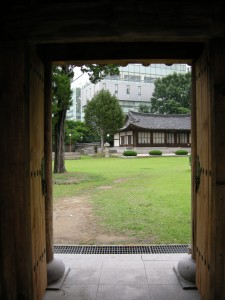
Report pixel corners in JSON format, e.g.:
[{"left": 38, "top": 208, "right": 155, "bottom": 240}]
[{"left": 43, "top": 253, "right": 201, "bottom": 300}]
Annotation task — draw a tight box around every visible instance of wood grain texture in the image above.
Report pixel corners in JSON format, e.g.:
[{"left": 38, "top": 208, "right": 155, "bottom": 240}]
[
  {"left": 0, "top": 42, "right": 33, "bottom": 300},
  {"left": 195, "top": 47, "right": 212, "bottom": 300},
  {"left": 2, "top": 2, "right": 225, "bottom": 43},
  {"left": 210, "top": 39, "right": 225, "bottom": 300},
  {"left": 0, "top": 43, "right": 47, "bottom": 300},
  {"left": 29, "top": 48, "right": 47, "bottom": 299}
]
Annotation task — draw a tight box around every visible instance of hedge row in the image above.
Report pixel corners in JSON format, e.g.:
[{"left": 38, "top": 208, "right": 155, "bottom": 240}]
[
  {"left": 122, "top": 149, "right": 189, "bottom": 156},
  {"left": 149, "top": 150, "right": 162, "bottom": 156},
  {"left": 174, "top": 149, "right": 189, "bottom": 155},
  {"left": 123, "top": 150, "right": 137, "bottom": 156}
]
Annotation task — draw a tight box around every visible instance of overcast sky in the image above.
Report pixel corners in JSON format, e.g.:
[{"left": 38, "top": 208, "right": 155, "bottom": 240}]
[{"left": 71, "top": 67, "right": 89, "bottom": 88}]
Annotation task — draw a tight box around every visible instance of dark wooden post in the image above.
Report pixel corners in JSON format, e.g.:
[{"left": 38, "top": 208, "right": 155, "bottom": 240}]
[
  {"left": 209, "top": 38, "right": 225, "bottom": 300},
  {"left": 44, "top": 62, "right": 65, "bottom": 283},
  {"left": 193, "top": 39, "right": 225, "bottom": 300},
  {"left": 0, "top": 41, "right": 48, "bottom": 300},
  {"left": 0, "top": 41, "right": 33, "bottom": 300},
  {"left": 174, "top": 62, "right": 197, "bottom": 287},
  {"left": 44, "top": 62, "right": 54, "bottom": 263},
  {"left": 191, "top": 63, "right": 197, "bottom": 261}
]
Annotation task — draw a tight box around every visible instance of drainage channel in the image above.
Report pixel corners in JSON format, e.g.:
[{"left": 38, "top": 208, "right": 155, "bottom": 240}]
[{"left": 54, "top": 244, "right": 189, "bottom": 254}]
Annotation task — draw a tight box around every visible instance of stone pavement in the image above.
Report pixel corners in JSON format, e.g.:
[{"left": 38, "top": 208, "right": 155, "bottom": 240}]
[{"left": 43, "top": 253, "right": 201, "bottom": 300}]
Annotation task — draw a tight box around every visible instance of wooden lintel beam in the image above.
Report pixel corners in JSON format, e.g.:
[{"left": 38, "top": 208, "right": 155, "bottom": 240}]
[
  {"left": 3, "top": 2, "right": 225, "bottom": 43},
  {"left": 37, "top": 42, "right": 205, "bottom": 64}
]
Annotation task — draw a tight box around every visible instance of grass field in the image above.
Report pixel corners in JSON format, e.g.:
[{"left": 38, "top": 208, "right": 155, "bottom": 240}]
[{"left": 53, "top": 155, "right": 191, "bottom": 244}]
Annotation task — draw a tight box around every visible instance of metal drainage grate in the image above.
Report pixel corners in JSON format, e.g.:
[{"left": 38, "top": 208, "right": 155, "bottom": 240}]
[{"left": 54, "top": 244, "right": 188, "bottom": 254}]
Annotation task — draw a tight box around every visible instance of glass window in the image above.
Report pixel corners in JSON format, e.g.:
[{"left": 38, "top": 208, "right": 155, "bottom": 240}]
[
  {"left": 138, "top": 86, "right": 141, "bottom": 96},
  {"left": 124, "top": 75, "right": 141, "bottom": 82},
  {"left": 138, "top": 132, "right": 151, "bottom": 144},
  {"left": 126, "top": 85, "right": 130, "bottom": 95},
  {"left": 110, "top": 75, "right": 119, "bottom": 80},
  {"left": 153, "top": 132, "right": 165, "bottom": 143},
  {"left": 167, "top": 132, "right": 174, "bottom": 143},
  {"left": 179, "top": 133, "right": 187, "bottom": 143},
  {"left": 144, "top": 76, "right": 155, "bottom": 83},
  {"left": 115, "top": 84, "right": 118, "bottom": 95}
]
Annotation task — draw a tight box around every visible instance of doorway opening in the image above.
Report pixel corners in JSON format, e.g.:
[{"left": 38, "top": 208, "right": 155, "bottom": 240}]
[{"left": 50, "top": 60, "right": 191, "bottom": 248}]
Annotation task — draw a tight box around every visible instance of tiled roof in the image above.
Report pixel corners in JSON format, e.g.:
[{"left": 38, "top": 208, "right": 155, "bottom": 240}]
[{"left": 120, "top": 111, "right": 191, "bottom": 131}]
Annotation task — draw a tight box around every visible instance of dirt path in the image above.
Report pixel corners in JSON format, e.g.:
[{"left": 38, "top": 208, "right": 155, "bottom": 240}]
[{"left": 53, "top": 195, "right": 141, "bottom": 245}]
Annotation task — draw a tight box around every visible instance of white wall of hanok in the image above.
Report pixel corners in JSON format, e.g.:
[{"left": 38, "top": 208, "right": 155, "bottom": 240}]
[
  {"left": 114, "top": 133, "right": 120, "bottom": 146},
  {"left": 114, "top": 131, "right": 134, "bottom": 146}
]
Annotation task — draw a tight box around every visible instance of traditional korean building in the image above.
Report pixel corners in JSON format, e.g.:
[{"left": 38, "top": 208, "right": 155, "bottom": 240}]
[{"left": 114, "top": 111, "right": 191, "bottom": 147}]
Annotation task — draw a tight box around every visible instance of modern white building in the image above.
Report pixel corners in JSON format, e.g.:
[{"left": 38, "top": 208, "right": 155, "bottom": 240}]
[
  {"left": 66, "top": 87, "right": 81, "bottom": 121},
  {"left": 67, "top": 64, "right": 189, "bottom": 121}
]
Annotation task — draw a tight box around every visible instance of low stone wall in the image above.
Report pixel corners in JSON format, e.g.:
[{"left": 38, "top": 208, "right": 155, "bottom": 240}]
[
  {"left": 52, "top": 146, "right": 191, "bottom": 159},
  {"left": 52, "top": 152, "right": 81, "bottom": 160},
  {"left": 74, "top": 142, "right": 100, "bottom": 155}
]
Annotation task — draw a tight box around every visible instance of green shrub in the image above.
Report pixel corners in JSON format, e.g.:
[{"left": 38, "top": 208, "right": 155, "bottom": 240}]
[
  {"left": 175, "top": 149, "right": 188, "bottom": 155},
  {"left": 189, "top": 154, "right": 192, "bottom": 166},
  {"left": 123, "top": 150, "right": 137, "bottom": 156},
  {"left": 149, "top": 150, "right": 162, "bottom": 156}
]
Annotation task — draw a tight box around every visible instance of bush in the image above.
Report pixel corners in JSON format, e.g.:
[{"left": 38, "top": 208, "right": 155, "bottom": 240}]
[
  {"left": 189, "top": 154, "right": 192, "bottom": 166},
  {"left": 175, "top": 149, "right": 188, "bottom": 155},
  {"left": 149, "top": 150, "right": 162, "bottom": 156},
  {"left": 123, "top": 150, "right": 137, "bottom": 156}
]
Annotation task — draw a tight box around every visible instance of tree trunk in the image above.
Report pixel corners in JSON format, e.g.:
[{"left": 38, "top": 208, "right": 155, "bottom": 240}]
[
  {"left": 100, "top": 131, "right": 104, "bottom": 152},
  {"left": 54, "top": 109, "right": 67, "bottom": 173}
]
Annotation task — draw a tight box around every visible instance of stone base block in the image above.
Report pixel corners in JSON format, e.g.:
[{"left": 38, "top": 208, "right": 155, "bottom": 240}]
[{"left": 47, "top": 257, "right": 65, "bottom": 284}]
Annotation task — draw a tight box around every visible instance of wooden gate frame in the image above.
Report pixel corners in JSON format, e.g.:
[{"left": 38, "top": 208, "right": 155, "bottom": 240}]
[
  {"left": 191, "top": 39, "right": 225, "bottom": 300},
  {"left": 1, "top": 38, "right": 225, "bottom": 300},
  {"left": 42, "top": 38, "right": 225, "bottom": 300}
]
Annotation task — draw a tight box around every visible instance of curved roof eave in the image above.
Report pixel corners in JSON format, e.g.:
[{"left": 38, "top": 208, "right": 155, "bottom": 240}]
[{"left": 119, "top": 110, "right": 191, "bottom": 131}]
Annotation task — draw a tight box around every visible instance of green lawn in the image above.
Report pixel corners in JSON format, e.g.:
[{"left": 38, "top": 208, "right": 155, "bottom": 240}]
[{"left": 53, "top": 155, "right": 191, "bottom": 244}]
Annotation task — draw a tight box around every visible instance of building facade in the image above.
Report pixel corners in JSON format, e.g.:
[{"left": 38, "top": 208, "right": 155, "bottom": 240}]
[
  {"left": 66, "top": 87, "right": 82, "bottom": 121},
  {"left": 69, "top": 64, "right": 189, "bottom": 121},
  {"left": 114, "top": 110, "right": 191, "bottom": 148}
]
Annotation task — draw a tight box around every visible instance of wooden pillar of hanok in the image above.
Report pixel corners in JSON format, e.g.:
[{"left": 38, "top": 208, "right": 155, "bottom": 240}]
[
  {"left": 44, "top": 63, "right": 54, "bottom": 263},
  {"left": 0, "top": 42, "right": 47, "bottom": 299},
  {"left": 44, "top": 62, "right": 65, "bottom": 283},
  {"left": 133, "top": 131, "right": 138, "bottom": 147},
  {"left": 191, "top": 62, "right": 197, "bottom": 261},
  {"left": 175, "top": 62, "right": 197, "bottom": 287}
]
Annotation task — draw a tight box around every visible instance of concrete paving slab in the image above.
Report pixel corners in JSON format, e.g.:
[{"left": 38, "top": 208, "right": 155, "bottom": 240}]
[
  {"left": 43, "top": 253, "right": 202, "bottom": 300},
  {"left": 97, "top": 284, "right": 151, "bottom": 300},
  {"left": 99, "top": 268, "right": 148, "bottom": 285}
]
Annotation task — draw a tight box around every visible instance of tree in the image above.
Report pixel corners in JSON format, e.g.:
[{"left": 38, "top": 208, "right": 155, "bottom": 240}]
[
  {"left": 84, "top": 90, "right": 124, "bottom": 151},
  {"left": 138, "top": 104, "right": 151, "bottom": 113},
  {"left": 52, "top": 64, "right": 120, "bottom": 173},
  {"left": 52, "top": 66, "right": 73, "bottom": 173},
  {"left": 80, "top": 64, "right": 119, "bottom": 83},
  {"left": 65, "top": 120, "right": 100, "bottom": 146},
  {"left": 150, "top": 72, "right": 191, "bottom": 114}
]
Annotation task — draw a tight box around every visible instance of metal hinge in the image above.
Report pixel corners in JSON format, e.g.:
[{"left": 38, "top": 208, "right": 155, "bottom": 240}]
[
  {"left": 41, "top": 157, "right": 47, "bottom": 196},
  {"left": 195, "top": 155, "right": 202, "bottom": 193}
]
